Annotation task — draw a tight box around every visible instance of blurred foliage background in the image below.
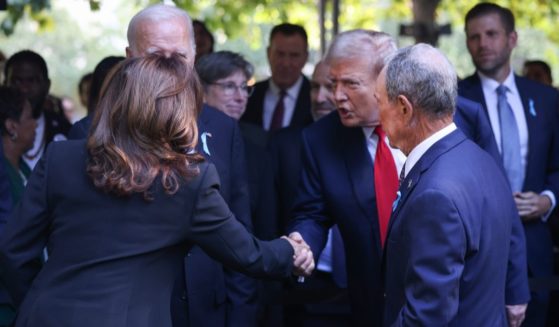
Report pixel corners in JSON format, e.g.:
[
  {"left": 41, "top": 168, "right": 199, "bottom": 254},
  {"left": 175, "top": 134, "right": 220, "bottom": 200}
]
[{"left": 1, "top": 0, "right": 558, "bottom": 120}]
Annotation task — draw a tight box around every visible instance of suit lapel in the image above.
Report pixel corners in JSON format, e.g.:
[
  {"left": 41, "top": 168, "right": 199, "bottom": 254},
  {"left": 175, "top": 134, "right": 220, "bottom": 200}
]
[
  {"left": 343, "top": 127, "right": 377, "bottom": 222},
  {"left": 515, "top": 76, "right": 537, "bottom": 187},
  {"left": 387, "top": 130, "right": 468, "bottom": 237}
]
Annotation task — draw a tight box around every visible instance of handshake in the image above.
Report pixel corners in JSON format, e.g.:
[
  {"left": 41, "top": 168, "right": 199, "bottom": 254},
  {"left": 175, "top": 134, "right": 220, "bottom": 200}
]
[{"left": 282, "top": 232, "right": 315, "bottom": 278}]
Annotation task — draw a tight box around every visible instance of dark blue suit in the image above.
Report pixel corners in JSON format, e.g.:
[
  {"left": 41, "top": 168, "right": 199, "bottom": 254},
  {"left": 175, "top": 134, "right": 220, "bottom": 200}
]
[
  {"left": 288, "top": 112, "right": 384, "bottom": 326},
  {"left": 454, "top": 95, "right": 501, "bottom": 163},
  {"left": 0, "top": 143, "right": 12, "bottom": 231},
  {"left": 0, "top": 140, "right": 293, "bottom": 327},
  {"left": 454, "top": 95, "right": 530, "bottom": 306},
  {"left": 65, "top": 105, "right": 257, "bottom": 327},
  {"left": 384, "top": 129, "right": 519, "bottom": 326},
  {"left": 185, "top": 105, "right": 256, "bottom": 327},
  {"left": 459, "top": 75, "right": 559, "bottom": 324}
]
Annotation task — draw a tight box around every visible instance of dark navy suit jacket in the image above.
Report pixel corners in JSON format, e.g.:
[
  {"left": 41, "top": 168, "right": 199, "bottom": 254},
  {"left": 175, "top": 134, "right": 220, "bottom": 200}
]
[
  {"left": 0, "top": 143, "right": 12, "bottom": 231},
  {"left": 288, "top": 112, "right": 384, "bottom": 326},
  {"left": 459, "top": 74, "right": 559, "bottom": 281},
  {"left": 66, "top": 105, "right": 257, "bottom": 327},
  {"left": 241, "top": 77, "right": 313, "bottom": 129},
  {"left": 454, "top": 95, "right": 530, "bottom": 305},
  {"left": 185, "top": 105, "right": 256, "bottom": 327},
  {"left": 383, "top": 130, "right": 518, "bottom": 326},
  {"left": 0, "top": 140, "right": 293, "bottom": 327}
]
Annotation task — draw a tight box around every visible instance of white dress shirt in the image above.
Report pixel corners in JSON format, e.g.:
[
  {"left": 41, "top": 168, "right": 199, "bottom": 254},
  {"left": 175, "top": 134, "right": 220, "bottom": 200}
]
[{"left": 262, "top": 76, "right": 304, "bottom": 130}]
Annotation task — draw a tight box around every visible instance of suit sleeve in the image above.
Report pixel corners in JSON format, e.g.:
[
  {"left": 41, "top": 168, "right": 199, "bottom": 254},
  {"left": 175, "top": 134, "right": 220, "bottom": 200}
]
[
  {"left": 393, "top": 190, "right": 465, "bottom": 326},
  {"left": 0, "top": 144, "right": 53, "bottom": 307},
  {"left": 287, "top": 130, "right": 331, "bottom": 261},
  {"left": 188, "top": 164, "right": 294, "bottom": 279}
]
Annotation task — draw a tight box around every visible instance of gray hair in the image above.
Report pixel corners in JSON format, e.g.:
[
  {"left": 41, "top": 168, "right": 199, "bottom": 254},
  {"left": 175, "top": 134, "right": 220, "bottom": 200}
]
[
  {"left": 195, "top": 51, "right": 254, "bottom": 85},
  {"left": 127, "top": 4, "right": 195, "bottom": 53},
  {"left": 385, "top": 43, "right": 457, "bottom": 118},
  {"left": 325, "top": 29, "right": 397, "bottom": 77}
]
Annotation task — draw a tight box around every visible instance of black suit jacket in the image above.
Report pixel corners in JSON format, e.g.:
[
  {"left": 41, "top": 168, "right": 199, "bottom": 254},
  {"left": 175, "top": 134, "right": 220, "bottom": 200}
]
[
  {"left": 65, "top": 105, "right": 258, "bottom": 327},
  {"left": 186, "top": 105, "right": 256, "bottom": 327},
  {"left": 0, "top": 143, "right": 11, "bottom": 229},
  {"left": 241, "top": 77, "right": 313, "bottom": 129},
  {"left": 0, "top": 140, "right": 293, "bottom": 327}
]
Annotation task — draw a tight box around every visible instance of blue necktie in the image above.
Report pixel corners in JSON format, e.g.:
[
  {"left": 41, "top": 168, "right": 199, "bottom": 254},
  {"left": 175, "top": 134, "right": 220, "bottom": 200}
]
[{"left": 497, "top": 85, "right": 524, "bottom": 192}]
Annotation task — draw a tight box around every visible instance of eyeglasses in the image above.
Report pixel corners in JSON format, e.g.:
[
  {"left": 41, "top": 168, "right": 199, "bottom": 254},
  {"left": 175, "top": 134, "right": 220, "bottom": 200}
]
[{"left": 210, "top": 82, "right": 254, "bottom": 96}]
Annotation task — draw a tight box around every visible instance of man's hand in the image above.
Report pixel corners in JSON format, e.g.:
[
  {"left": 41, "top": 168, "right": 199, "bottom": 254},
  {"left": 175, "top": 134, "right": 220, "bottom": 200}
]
[
  {"left": 506, "top": 303, "right": 527, "bottom": 327},
  {"left": 282, "top": 232, "right": 315, "bottom": 277},
  {"left": 514, "top": 192, "right": 551, "bottom": 221}
]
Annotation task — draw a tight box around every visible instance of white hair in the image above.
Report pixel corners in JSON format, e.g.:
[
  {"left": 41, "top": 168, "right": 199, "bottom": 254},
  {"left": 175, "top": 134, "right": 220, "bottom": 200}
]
[
  {"left": 127, "top": 4, "right": 195, "bottom": 53},
  {"left": 325, "top": 29, "right": 397, "bottom": 77}
]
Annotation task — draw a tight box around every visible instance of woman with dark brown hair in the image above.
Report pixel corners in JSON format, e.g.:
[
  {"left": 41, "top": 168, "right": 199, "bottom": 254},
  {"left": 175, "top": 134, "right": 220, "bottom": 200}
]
[{"left": 0, "top": 54, "right": 313, "bottom": 327}]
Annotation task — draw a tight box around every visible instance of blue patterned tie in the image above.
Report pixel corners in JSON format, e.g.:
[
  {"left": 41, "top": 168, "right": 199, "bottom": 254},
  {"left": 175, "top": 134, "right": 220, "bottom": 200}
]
[{"left": 497, "top": 85, "right": 524, "bottom": 192}]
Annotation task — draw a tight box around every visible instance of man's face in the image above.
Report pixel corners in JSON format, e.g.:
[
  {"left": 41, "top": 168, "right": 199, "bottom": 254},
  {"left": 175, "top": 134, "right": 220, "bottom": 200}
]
[
  {"left": 267, "top": 33, "right": 308, "bottom": 90},
  {"left": 375, "top": 69, "right": 405, "bottom": 150},
  {"left": 310, "top": 62, "right": 335, "bottom": 121},
  {"left": 127, "top": 18, "right": 194, "bottom": 64},
  {"left": 329, "top": 56, "right": 379, "bottom": 128},
  {"left": 6, "top": 62, "right": 50, "bottom": 116},
  {"left": 466, "top": 13, "right": 516, "bottom": 77}
]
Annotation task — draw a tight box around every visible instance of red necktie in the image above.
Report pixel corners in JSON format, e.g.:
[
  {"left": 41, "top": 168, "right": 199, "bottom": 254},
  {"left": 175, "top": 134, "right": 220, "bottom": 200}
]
[
  {"left": 270, "top": 89, "right": 286, "bottom": 131},
  {"left": 373, "top": 126, "right": 398, "bottom": 247}
]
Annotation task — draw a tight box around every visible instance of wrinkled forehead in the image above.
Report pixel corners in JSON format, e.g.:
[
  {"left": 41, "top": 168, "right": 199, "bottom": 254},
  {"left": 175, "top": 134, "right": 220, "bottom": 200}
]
[{"left": 133, "top": 19, "right": 195, "bottom": 60}]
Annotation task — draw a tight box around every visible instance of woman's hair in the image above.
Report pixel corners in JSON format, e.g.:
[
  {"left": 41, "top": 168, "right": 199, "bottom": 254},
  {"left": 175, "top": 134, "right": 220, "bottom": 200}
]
[
  {"left": 195, "top": 50, "right": 253, "bottom": 86},
  {"left": 87, "top": 53, "right": 204, "bottom": 199},
  {"left": 0, "top": 86, "right": 27, "bottom": 136}
]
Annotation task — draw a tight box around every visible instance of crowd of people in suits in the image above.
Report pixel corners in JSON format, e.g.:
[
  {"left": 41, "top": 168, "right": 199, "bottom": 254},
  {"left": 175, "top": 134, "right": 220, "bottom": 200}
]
[{"left": 0, "top": 1, "right": 558, "bottom": 327}]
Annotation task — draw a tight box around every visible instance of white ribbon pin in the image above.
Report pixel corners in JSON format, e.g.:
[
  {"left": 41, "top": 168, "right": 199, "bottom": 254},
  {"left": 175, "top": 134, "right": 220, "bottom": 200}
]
[{"left": 201, "top": 132, "right": 212, "bottom": 156}]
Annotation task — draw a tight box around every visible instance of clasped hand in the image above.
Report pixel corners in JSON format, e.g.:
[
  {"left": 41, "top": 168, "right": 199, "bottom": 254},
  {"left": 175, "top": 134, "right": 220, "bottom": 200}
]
[{"left": 281, "top": 232, "right": 315, "bottom": 277}]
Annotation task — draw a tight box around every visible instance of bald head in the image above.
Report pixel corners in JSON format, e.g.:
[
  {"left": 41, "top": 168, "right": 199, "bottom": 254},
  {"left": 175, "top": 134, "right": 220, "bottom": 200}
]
[{"left": 126, "top": 4, "right": 195, "bottom": 63}]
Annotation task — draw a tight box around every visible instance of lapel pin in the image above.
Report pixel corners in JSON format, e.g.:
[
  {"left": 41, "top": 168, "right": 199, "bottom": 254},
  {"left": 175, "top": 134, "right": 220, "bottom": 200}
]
[
  {"left": 201, "top": 132, "right": 212, "bottom": 156},
  {"left": 392, "top": 191, "right": 401, "bottom": 212},
  {"left": 529, "top": 99, "right": 536, "bottom": 117},
  {"left": 407, "top": 179, "right": 412, "bottom": 189}
]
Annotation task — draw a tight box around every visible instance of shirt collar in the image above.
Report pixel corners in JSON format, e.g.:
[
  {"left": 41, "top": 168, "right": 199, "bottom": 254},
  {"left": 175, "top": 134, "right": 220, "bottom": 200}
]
[
  {"left": 269, "top": 75, "right": 304, "bottom": 99},
  {"left": 403, "top": 123, "right": 457, "bottom": 178},
  {"left": 478, "top": 68, "right": 518, "bottom": 96}
]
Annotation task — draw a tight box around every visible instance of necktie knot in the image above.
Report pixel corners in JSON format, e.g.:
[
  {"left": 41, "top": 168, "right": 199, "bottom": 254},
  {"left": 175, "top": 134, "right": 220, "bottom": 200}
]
[
  {"left": 496, "top": 84, "right": 508, "bottom": 97},
  {"left": 374, "top": 125, "right": 386, "bottom": 140}
]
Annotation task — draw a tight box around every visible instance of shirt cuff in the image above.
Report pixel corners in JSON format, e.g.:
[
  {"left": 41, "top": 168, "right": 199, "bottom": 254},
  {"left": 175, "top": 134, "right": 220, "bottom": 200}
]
[{"left": 540, "top": 190, "right": 556, "bottom": 222}]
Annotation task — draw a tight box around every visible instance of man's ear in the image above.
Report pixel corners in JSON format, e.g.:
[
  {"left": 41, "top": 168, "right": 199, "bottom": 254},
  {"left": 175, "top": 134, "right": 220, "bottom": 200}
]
[{"left": 397, "top": 94, "right": 413, "bottom": 120}]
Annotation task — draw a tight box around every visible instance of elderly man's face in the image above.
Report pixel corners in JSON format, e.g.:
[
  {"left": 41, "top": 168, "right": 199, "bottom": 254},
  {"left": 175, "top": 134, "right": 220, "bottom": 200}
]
[
  {"left": 310, "top": 62, "right": 335, "bottom": 121},
  {"left": 328, "top": 56, "right": 379, "bottom": 128},
  {"left": 127, "top": 18, "right": 194, "bottom": 63}
]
